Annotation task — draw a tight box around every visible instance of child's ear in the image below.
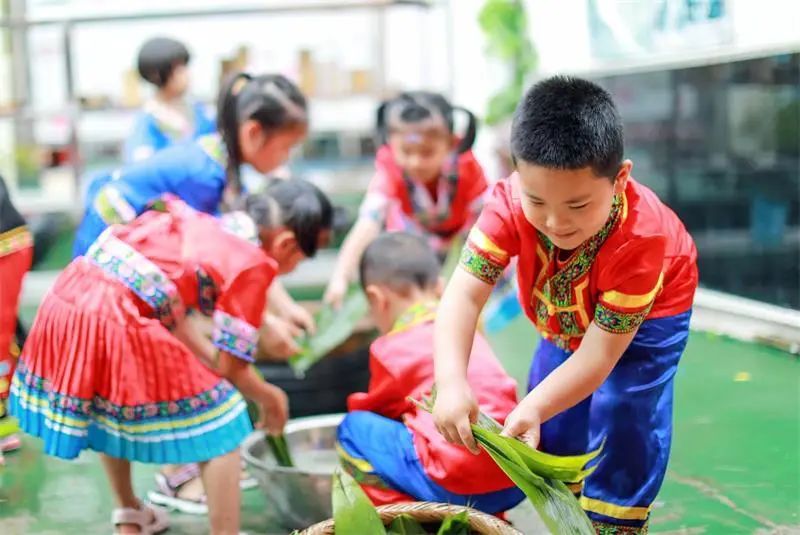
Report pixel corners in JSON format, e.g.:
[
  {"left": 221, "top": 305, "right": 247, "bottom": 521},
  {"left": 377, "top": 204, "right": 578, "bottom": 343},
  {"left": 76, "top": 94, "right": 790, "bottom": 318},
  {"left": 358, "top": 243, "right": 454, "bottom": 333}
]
[
  {"left": 364, "top": 284, "right": 387, "bottom": 311},
  {"left": 272, "top": 229, "right": 298, "bottom": 258},
  {"left": 614, "top": 160, "right": 633, "bottom": 194}
]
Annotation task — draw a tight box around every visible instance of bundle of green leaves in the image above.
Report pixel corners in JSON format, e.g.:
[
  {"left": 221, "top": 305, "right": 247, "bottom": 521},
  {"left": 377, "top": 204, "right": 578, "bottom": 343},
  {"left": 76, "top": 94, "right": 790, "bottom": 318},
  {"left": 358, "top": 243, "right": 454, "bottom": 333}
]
[
  {"left": 411, "top": 392, "right": 601, "bottom": 535},
  {"left": 327, "top": 469, "right": 475, "bottom": 535},
  {"left": 289, "top": 286, "right": 369, "bottom": 376}
]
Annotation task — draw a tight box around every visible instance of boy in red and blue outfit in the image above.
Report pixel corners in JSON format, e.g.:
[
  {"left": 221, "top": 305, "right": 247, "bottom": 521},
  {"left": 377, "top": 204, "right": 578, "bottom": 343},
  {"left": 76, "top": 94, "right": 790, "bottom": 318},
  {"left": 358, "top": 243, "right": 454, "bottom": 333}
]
[
  {"left": 433, "top": 76, "right": 698, "bottom": 533},
  {"left": 337, "top": 232, "right": 524, "bottom": 514}
]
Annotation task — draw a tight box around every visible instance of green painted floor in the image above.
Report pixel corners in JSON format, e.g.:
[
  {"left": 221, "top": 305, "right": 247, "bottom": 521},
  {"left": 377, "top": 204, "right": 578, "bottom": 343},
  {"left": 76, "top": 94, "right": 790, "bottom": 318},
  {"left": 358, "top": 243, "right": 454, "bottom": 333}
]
[{"left": 1, "top": 316, "right": 798, "bottom": 534}]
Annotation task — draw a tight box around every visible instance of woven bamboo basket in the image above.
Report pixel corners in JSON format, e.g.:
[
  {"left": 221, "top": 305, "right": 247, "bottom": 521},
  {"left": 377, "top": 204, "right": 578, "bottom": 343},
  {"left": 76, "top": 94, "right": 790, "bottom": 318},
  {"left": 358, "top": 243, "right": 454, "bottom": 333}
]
[{"left": 300, "top": 501, "right": 523, "bottom": 535}]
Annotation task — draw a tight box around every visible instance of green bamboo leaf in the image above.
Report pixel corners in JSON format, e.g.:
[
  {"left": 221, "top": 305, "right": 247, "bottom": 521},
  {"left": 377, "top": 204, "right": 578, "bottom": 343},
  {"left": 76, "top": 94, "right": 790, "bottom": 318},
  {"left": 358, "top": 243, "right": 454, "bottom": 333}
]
[
  {"left": 387, "top": 514, "right": 426, "bottom": 535},
  {"left": 436, "top": 510, "right": 470, "bottom": 535},
  {"left": 289, "top": 286, "right": 369, "bottom": 376},
  {"left": 410, "top": 392, "right": 597, "bottom": 534},
  {"left": 266, "top": 434, "right": 294, "bottom": 467},
  {"left": 332, "top": 468, "right": 387, "bottom": 534},
  {"left": 473, "top": 428, "right": 594, "bottom": 535}
]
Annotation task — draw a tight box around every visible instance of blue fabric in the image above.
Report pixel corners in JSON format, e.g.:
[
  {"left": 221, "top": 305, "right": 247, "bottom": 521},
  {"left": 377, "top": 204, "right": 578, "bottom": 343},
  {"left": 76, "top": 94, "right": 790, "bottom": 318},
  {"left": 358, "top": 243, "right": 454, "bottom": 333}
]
[
  {"left": 9, "top": 371, "right": 251, "bottom": 464},
  {"left": 528, "top": 311, "right": 692, "bottom": 527},
  {"left": 337, "top": 411, "right": 524, "bottom": 514},
  {"left": 123, "top": 101, "right": 216, "bottom": 164},
  {"left": 72, "top": 138, "right": 226, "bottom": 258}
]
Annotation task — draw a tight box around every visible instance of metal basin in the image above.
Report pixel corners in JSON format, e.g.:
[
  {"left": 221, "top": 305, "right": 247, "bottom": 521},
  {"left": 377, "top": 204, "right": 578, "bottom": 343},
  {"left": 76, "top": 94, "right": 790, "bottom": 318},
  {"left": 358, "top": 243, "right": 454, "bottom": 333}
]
[{"left": 242, "top": 413, "right": 344, "bottom": 530}]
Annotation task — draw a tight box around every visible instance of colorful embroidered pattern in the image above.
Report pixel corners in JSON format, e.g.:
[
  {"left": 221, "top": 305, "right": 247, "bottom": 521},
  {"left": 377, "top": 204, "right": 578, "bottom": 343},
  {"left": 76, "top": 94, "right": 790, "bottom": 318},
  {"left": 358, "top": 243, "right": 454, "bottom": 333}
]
[
  {"left": 460, "top": 242, "right": 505, "bottom": 284},
  {"left": 196, "top": 267, "right": 218, "bottom": 316},
  {"left": 93, "top": 185, "right": 137, "bottom": 225},
  {"left": 13, "top": 362, "right": 237, "bottom": 422},
  {"left": 533, "top": 194, "right": 625, "bottom": 342},
  {"left": 592, "top": 521, "right": 649, "bottom": 535},
  {"left": 0, "top": 226, "right": 32, "bottom": 258},
  {"left": 594, "top": 303, "right": 651, "bottom": 334},
  {"left": 87, "top": 231, "right": 185, "bottom": 328},
  {"left": 390, "top": 301, "right": 437, "bottom": 335},
  {"left": 212, "top": 310, "right": 258, "bottom": 362}
]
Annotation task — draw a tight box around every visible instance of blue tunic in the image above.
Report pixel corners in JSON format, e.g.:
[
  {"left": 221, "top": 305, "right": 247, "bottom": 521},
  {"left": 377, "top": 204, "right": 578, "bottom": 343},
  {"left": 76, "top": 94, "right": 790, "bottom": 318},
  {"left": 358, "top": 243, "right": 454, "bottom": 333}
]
[
  {"left": 123, "top": 100, "right": 216, "bottom": 164},
  {"left": 73, "top": 134, "right": 227, "bottom": 258}
]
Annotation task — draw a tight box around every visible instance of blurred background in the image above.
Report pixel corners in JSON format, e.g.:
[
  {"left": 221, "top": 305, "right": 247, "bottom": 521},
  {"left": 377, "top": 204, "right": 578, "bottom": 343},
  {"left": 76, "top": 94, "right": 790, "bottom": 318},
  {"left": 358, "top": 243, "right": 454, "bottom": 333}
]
[
  {"left": 0, "top": 0, "right": 797, "bottom": 311},
  {"left": 0, "top": 1, "right": 797, "bottom": 533}
]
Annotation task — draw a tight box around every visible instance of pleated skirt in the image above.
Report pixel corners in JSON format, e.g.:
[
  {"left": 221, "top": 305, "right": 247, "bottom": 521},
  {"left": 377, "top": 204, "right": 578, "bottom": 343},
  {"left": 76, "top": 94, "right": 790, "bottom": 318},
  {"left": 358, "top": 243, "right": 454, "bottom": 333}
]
[{"left": 9, "top": 258, "right": 252, "bottom": 463}]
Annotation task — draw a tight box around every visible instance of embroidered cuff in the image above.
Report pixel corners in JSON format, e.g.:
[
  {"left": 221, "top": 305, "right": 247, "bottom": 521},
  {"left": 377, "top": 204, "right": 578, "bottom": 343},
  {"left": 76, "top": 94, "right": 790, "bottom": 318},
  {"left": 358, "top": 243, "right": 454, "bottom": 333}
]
[
  {"left": 212, "top": 310, "right": 258, "bottom": 362},
  {"left": 459, "top": 241, "right": 505, "bottom": 285},
  {"left": 593, "top": 302, "right": 652, "bottom": 334}
]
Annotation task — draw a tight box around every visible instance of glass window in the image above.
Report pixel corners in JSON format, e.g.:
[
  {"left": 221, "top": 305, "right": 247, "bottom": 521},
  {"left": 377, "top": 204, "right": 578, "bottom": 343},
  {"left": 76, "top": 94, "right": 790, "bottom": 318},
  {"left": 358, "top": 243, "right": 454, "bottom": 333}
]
[{"left": 597, "top": 52, "right": 800, "bottom": 309}]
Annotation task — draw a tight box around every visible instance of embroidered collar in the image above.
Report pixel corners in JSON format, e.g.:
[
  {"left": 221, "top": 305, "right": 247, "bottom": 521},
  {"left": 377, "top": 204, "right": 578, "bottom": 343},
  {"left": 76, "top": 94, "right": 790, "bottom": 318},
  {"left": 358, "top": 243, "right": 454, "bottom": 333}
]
[
  {"left": 402, "top": 153, "right": 459, "bottom": 228},
  {"left": 389, "top": 300, "right": 438, "bottom": 335}
]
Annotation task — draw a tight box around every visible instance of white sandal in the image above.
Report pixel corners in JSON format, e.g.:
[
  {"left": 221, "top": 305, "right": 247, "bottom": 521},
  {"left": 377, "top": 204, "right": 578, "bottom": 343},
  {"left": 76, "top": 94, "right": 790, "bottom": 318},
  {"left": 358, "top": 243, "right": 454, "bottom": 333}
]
[{"left": 111, "top": 502, "right": 169, "bottom": 534}]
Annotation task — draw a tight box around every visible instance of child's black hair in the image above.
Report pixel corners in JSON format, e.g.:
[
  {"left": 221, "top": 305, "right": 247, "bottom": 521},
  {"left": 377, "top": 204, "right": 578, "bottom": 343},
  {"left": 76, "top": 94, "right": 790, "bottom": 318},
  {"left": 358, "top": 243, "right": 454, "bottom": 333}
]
[
  {"left": 359, "top": 232, "right": 440, "bottom": 293},
  {"left": 137, "top": 37, "right": 191, "bottom": 88},
  {"left": 511, "top": 76, "right": 624, "bottom": 179},
  {"left": 243, "top": 178, "right": 332, "bottom": 258},
  {"left": 217, "top": 72, "right": 308, "bottom": 199},
  {"left": 376, "top": 91, "right": 477, "bottom": 154}
]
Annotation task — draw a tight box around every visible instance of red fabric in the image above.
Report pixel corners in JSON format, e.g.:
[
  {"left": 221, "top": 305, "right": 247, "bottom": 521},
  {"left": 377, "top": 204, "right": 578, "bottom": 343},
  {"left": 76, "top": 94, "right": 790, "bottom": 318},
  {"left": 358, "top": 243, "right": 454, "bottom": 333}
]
[
  {"left": 0, "top": 244, "right": 32, "bottom": 399},
  {"left": 19, "top": 200, "right": 276, "bottom": 407},
  {"left": 370, "top": 145, "right": 488, "bottom": 236},
  {"left": 111, "top": 200, "right": 277, "bottom": 328},
  {"left": 348, "top": 320, "right": 519, "bottom": 495},
  {"left": 361, "top": 483, "right": 415, "bottom": 506},
  {"left": 468, "top": 176, "right": 698, "bottom": 350}
]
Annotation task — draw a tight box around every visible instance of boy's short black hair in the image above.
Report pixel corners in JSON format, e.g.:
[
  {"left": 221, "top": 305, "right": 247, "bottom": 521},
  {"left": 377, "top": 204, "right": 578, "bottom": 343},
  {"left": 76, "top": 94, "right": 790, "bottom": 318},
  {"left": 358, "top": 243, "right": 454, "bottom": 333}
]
[
  {"left": 360, "top": 232, "right": 440, "bottom": 293},
  {"left": 511, "top": 75, "right": 624, "bottom": 178}
]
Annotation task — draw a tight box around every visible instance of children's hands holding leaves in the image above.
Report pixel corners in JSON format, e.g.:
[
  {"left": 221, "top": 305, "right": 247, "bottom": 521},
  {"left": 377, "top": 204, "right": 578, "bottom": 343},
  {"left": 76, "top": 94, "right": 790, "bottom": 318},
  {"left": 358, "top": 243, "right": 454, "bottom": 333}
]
[
  {"left": 500, "top": 397, "right": 542, "bottom": 449},
  {"left": 432, "top": 379, "right": 480, "bottom": 455}
]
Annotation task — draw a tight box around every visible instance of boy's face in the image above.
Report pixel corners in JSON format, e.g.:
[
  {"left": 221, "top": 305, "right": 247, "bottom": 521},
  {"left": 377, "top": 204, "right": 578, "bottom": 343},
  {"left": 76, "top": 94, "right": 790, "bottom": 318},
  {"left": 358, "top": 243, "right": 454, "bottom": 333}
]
[{"left": 516, "top": 160, "right": 631, "bottom": 251}]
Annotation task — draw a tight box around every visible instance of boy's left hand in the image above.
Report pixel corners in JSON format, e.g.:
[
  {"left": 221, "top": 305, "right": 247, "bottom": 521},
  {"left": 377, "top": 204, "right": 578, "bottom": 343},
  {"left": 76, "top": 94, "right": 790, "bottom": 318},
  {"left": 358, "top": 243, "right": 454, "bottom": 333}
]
[{"left": 500, "top": 401, "right": 543, "bottom": 449}]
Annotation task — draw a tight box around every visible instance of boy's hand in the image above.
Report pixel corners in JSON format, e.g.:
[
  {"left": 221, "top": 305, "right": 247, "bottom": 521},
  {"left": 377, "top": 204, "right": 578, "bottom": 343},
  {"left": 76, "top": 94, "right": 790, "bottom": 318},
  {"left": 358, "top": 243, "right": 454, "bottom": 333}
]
[
  {"left": 256, "top": 383, "right": 289, "bottom": 436},
  {"left": 432, "top": 380, "right": 480, "bottom": 455},
  {"left": 500, "top": 399, "right": 542, "bottom": 449}
]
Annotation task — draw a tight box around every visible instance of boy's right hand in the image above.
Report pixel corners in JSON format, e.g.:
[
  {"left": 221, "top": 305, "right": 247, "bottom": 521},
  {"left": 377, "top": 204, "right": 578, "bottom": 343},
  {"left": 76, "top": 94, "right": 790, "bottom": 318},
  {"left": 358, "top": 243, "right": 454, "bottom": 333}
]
[
  {"left": 322, "top": 276, "right": 348, "bottom": 310},
  {"left": 432, "top": 380, "right": 480, "bottom": 455},
  {"left": 256, "top": 383, "right": 289, "bottom": 436}
]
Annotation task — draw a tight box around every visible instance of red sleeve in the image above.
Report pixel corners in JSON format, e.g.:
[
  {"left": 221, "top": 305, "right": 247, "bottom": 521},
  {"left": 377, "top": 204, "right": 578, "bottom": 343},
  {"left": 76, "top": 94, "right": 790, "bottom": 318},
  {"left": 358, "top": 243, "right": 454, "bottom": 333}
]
[
  {"left": 211, "top": 262, "right": 273, "bottom": 362},
  {"left": 458, "top": 179, "right": 519, "bottom": 285},
  {"left": 594, "top": 236, "right": 666, "bottom": 334},
  {"left": 358, "top": 145, "right": 404, "bottom": 224},
  {"left": 347, "top": 349, "right": 413, "bottom": 419}
]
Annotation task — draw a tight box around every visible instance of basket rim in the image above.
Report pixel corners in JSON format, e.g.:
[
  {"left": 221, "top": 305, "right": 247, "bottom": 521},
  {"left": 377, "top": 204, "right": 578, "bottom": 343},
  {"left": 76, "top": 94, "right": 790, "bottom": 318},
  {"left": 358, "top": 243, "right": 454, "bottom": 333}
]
[{"left": 300, "top": 500, "right": 523, "bottom": 535}]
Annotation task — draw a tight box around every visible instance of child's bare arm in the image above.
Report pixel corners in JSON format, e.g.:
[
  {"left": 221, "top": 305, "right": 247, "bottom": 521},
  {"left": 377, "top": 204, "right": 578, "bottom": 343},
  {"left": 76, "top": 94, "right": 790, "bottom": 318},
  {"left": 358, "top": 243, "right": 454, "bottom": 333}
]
[
  {"left": 172, "top": 316, "right": 288, "bottom": 434},
  {"left": 502, "top": 323, "right": 637, "bottom": 447},
  {"left": 432, "top": 268, "right": 494, "bottom": 454},
  {"left": 323, "top": 218, "right": 381, "bottom": 307}
]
